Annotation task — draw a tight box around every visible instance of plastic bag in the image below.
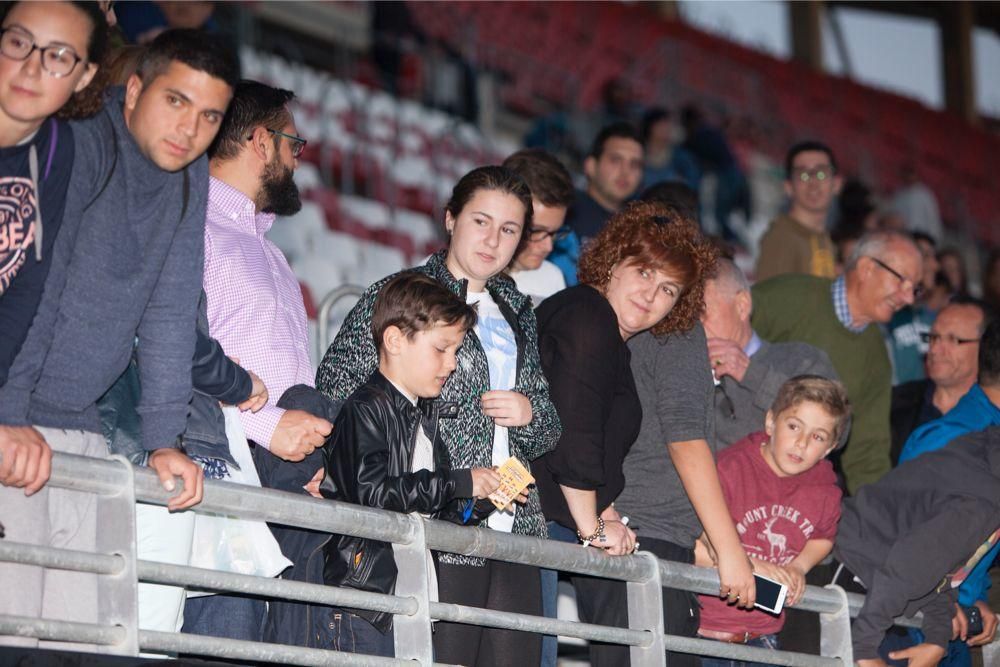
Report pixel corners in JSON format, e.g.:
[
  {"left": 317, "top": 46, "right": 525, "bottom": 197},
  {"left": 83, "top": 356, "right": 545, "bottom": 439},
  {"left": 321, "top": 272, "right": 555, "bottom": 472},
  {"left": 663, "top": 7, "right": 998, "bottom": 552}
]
[{"left": 188, "top": 406, "right": 292, "bottom": 592}]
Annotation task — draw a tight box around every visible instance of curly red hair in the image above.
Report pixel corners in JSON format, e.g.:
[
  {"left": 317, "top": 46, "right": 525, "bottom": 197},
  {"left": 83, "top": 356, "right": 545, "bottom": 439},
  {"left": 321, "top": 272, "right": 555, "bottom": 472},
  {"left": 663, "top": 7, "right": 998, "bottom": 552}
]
[{"left": 577, "top": 201, "right": 718, "bottom": 336}]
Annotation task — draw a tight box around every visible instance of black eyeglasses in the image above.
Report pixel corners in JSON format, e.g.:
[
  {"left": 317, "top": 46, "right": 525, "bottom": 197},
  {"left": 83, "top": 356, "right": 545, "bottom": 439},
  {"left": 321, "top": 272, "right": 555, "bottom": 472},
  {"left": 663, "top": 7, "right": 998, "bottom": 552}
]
[
  {"left": 869, "top": 256, "right": 924, "bottom": 300},
  {"left": 527, "top": 227, "right": 571, "bottom": 243},
  {"left": 0, "top": 27, "right": 84, "bottom": 78},
  {"left": 248, "top": 129, "right": 307, "bottom": 159},
  {"left": 920, "top": 332, "right": 980, "bottom": 347},
  {"left": 790, "top": 166, "right": 835, "bottom": 183}
]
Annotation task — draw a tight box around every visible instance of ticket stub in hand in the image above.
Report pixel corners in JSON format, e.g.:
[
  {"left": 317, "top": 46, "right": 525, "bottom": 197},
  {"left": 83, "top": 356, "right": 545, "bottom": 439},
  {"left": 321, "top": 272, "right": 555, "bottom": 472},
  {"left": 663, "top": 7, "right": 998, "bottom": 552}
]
[{"left": 488, "top": 456, "right": 535, "bottom": 510}]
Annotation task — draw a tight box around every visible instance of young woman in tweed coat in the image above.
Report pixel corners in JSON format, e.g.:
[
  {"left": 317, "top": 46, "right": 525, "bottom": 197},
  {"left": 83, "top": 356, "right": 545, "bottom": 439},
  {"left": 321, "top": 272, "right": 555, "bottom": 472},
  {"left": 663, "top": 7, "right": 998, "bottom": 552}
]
[{"left": 316, "top": 165, "right": 561, "bottom": 666}]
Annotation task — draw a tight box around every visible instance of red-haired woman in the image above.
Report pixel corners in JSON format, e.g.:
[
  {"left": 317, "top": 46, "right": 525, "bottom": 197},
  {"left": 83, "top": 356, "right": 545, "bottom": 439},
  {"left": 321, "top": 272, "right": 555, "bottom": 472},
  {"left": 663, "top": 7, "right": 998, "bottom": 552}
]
[{"left": 532, "top": 200, "right": 718, "bottom": 666}]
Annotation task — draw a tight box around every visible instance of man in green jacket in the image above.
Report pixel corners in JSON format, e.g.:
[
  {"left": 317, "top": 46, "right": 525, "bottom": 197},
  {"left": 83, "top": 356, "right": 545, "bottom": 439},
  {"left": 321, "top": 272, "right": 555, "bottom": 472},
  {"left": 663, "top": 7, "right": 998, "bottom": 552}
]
[{"left": 751, "top": 230, "right": 922, "bottom": 493}]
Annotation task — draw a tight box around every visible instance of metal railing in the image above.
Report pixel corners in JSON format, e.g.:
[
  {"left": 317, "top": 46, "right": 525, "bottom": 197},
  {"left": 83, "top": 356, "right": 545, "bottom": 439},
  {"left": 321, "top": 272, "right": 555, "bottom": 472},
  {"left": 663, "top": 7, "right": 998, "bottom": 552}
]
[
  {"left": 1, "top": 451, "right": 994, "bottom": 666},
  {"left": 315, "top": 284, "right": 366, "bottom": 361}
]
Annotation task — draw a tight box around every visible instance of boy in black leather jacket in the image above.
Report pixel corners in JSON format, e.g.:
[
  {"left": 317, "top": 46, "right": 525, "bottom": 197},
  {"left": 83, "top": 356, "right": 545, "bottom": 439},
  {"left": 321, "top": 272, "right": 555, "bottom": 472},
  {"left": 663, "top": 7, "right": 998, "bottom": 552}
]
[{"left": 319, "top": 272, "right": 501, "bottom": 657}]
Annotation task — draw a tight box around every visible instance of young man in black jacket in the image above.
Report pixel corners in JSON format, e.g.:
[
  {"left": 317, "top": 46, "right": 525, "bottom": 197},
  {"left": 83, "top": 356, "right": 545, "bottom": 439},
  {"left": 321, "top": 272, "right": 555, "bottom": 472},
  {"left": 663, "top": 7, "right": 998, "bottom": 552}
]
[
  {"left": 834, "top": 426, "right": 1000, "bottom": 667},
  {"left": 319, "top": 272, "right": 501, "bottom": 657}
]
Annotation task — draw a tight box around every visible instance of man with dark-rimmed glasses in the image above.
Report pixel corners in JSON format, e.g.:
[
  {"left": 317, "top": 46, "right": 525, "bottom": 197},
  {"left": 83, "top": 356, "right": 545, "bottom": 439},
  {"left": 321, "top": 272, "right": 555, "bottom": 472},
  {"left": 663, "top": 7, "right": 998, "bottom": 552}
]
[
  {"left": 752, "top": 230, "right": 923, "bottom": 493},
  {"left": 502, "top": 148, "right": 574, "bottom": 307}
]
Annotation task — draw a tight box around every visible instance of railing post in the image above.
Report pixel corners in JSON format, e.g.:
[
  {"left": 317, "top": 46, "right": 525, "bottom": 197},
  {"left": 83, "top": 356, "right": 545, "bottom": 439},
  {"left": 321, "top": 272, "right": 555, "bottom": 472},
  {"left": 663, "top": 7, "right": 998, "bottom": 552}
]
[
  {"left": 97, "top": 455, "right": 139, "bottom": 655},
  {"left": 820, "top": 583, "right": 853, "bottom": 665},
  {"left": 627, "top": 551, "right": 666, "bottom": 667},
  {"left": 391, "top": 514, "right": 433, "bottom": 664}
]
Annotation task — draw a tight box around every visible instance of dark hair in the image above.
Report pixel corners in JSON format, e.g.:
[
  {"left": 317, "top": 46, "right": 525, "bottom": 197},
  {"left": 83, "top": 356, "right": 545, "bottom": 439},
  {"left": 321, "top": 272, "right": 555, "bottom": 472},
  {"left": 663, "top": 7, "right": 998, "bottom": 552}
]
[
  {"left": 209, "top": 80, "right": 294, "bottom": 160},
  {"left": 785, "top": 140, "right": 838, "bottom": 179},
  {"left": 770, "top": 375, "right": 852, "bottom": 450},
  {"left": 136, "top": 28, "right": 239, "bottom": 90},
  {"left": 372, "top": 272, "right": 477, "bottom": 353},
  {"left": 444, "top": 165, "right": 534, "bottom": 250},
  {"left": 501, "top": 149, "right": 574, "bottom": 209},
  {"left": 640, "top": 107, "right": 671, "bottom": 144},
  {"left": 578, "top": 200, "right": 718, "bottom": 336},
  {"left": 911, "top": 231, "right": 936, "bottom": 249},
  {"left": 589, "top": 121, "right": 641, "bottom": 159},
  {"left": 979, "top": 318, "right": 1000, "bottom": 387},
  {"left": 639, "top": 180, "right": 700, "bottom": 225}
]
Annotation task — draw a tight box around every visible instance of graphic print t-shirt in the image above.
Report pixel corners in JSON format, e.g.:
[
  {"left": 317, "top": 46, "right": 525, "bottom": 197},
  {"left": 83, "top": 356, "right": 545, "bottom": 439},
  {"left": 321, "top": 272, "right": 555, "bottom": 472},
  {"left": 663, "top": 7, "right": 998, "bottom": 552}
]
[
  {"left": 0, "top": 119, "right": 73, "bottom": 383},
  {"left": 698, "top": 431, "right": 841, "bottom": 635},
  {"left": 468, "top": 290, "right": 518, "bottom": 533}
]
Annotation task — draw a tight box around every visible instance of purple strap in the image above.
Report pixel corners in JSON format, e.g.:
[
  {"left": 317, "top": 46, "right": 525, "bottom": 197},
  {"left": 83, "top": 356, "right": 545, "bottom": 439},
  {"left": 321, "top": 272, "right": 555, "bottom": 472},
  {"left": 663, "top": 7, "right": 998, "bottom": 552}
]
[{"left": 43, "top": 117, "right": 58, "bottom": 181}]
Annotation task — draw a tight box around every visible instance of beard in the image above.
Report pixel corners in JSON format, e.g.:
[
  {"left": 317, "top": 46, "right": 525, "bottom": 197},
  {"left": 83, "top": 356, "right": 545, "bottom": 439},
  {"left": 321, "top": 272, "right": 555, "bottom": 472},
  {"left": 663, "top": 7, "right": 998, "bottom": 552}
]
[{"left": 260, "top": 157, "right": 302, "bottom": 216}]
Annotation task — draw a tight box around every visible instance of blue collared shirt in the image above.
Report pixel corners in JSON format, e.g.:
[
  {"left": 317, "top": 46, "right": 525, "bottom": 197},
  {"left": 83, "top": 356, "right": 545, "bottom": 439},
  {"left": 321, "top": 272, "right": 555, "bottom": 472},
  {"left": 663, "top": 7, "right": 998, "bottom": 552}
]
[
  {"left": 744, "top": 330, "right": 762, "bottom": 358},
  {"left": 831, "top": 276, "right": 866, "bottom": 333}
]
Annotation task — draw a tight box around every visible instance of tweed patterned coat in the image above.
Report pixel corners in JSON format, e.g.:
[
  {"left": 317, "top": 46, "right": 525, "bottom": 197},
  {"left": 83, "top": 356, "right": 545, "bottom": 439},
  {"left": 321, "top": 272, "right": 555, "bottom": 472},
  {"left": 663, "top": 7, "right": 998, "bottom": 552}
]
[{"left": 315, "top": 250, "right": 562, "bottom": 566}]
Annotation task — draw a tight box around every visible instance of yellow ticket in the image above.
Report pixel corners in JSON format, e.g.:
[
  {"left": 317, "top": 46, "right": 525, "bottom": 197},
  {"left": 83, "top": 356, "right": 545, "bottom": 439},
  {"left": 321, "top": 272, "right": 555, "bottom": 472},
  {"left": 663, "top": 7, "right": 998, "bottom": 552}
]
[{"left": 488, "top": 456, "right": 535, "bottom": 510}]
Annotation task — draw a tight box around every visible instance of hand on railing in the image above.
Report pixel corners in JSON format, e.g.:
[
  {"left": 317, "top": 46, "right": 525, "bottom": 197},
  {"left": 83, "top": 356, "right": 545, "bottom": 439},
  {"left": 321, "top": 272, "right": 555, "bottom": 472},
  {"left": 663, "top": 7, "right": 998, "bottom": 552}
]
[
  {"left": 270, "top": 409, "right": 333, "bottom": 462},
  {"left": 717, "top": 543, "right": 756, "bottom": 610},
  {"left": 148, "top": 448, "right": 204, "bottom": 511},
  {"left": 0, "top": 424, "right": 52, "bottom": 496},
  {"left": 884, "top": 642, "right": 946, "bottom": 666}
]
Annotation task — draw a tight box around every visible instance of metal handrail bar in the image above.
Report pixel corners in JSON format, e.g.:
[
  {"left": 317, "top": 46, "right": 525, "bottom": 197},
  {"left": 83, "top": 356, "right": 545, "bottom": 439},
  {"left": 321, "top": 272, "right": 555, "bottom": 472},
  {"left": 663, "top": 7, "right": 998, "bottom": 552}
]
[
  {"left": 315, "top": 284, "right": 366, "bottom": 361},
  {"left": 0, "top": 540, "right": 653, "bottom": 648},
  {"left": 0, "top": 614, "right": 124, "bottom": 647}
]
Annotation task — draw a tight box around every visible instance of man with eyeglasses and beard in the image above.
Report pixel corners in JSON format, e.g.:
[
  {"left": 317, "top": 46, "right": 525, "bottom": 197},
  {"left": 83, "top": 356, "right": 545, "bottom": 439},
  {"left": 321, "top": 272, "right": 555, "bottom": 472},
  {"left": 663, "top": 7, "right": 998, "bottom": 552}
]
[
  {"left": 192, "top": 80, "right": 333, "bottom": 640},
  {"left": 502, "top": 148, "right": 574, "bottom": 307},
  {"left": 752, "top": 230, "right": 923, "bottom": 494},
  {"left": 756, "top": 140, "right": 842, "bottom": 281}
]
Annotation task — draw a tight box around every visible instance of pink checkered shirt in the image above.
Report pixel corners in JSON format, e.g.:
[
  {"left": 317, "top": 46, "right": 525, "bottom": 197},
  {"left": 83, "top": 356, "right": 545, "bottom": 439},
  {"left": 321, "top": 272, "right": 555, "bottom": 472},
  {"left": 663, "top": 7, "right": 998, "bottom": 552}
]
[{"left": 203, "top": 177, "right": 314, "bottom": 449}]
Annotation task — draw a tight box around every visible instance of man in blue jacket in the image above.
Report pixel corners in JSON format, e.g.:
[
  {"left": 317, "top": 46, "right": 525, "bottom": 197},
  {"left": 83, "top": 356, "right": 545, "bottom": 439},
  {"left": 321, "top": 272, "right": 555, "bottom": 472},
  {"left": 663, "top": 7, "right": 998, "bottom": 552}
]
[
  {"left": 0, "top": 29, "right": 238, "bottom": 647},
  {"left": 895, "top": 316, "right": 1000, "bottom": 665}
]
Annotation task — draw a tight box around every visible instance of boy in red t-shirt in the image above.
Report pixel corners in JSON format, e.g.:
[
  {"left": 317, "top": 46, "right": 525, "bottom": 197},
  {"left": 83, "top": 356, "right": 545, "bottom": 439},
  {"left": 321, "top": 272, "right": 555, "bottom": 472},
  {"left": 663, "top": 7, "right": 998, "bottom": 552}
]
[{"left": 694, "top": 375, "right": 850, "bottom": 665}]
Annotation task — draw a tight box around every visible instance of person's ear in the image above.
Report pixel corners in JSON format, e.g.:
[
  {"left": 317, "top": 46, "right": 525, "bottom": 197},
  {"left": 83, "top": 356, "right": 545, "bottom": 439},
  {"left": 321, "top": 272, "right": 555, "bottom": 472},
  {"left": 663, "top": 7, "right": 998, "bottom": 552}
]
[
  {"left": 382, "top": 325, "right": 406, "bottom": 356},
  {"left": 583, "top": 155, "right": 597, "bottom": 182},
  {"left": 764, "top": 410, "right": 775, "bottom": 437},
  {"left": 783, "top": 178, "right": 794, "bottom": 200},
  {"left": 249, "top": 126, "right": 272, "bottom": 163},
  {"left": 444, "top": 210, "right": 456, "bottom": 236},
  {"left": 736, "top": 289, "right": 752, "bottom": 322},
  {"left": 832, "top": 173, "right": 844, "bottom": 195},
  {"left": 124, "top": 72, "right": 143, "bottom": 114},
  {"left": 74, "top": 62, "right": 99, "bottom": 94}
]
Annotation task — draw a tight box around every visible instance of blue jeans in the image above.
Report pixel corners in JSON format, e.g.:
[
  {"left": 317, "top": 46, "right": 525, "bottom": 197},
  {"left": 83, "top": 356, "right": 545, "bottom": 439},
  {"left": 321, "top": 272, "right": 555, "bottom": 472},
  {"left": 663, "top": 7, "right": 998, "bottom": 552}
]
[
  {"left": 540, "top": 521, "right": 579, "bottom": 667},
  {"left": 182, "top": 594, "right": 266, "bottom": 642},
  {"left": 700, "top": 633, "right": 780, "bottom": 667},
  {"left": 320, "top": 609, "right": 394, "bottom": 657}
]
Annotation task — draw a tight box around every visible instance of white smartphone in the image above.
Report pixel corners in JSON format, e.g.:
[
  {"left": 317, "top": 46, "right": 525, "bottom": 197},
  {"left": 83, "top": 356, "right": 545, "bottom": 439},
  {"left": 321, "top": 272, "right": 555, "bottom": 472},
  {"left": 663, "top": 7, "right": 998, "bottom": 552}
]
[{"left": 753, "top": 573, "right": 788, "bottom": 615}]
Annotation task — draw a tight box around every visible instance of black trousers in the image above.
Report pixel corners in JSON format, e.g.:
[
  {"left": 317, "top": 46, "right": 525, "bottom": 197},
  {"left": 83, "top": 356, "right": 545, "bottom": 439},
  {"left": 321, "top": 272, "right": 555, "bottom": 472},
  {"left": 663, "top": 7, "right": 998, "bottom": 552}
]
[
  {"left": 434, "top": 559, "right": 542, "bottom": 667},
  {"left": 572, "top": 536, "right": 701, "bottom": 667}
]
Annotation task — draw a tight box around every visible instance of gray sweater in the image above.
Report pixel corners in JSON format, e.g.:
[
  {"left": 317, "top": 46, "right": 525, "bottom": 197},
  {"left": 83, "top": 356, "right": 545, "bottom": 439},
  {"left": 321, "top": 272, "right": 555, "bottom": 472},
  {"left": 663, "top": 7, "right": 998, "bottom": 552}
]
[
  {"left": 616, "top": 324, "right": 715, "bottom": 548},
  {"left": 0, "top": 88, "right": 208, "bottom": 451},
  {"left": 713, "top": 338, "right": 838, "bottom": 450}
]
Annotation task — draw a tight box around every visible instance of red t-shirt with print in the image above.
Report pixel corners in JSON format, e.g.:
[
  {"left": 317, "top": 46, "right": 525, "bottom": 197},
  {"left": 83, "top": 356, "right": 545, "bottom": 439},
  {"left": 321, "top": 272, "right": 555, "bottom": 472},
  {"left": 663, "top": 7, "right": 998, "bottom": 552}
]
[{"left": 698, "top": 431, "right": 842, "bottom": 636}]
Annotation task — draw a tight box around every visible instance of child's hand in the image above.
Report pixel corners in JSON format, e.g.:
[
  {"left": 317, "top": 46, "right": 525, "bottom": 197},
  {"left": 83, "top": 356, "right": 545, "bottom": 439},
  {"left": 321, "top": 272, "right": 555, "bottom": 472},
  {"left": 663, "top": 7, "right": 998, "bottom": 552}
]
[
  {"left": 886, "top": 642, "right": 946, "bottom": 666},
  {"left": 749, "top": 558, "right": 795, "bottom": 599},
  {"left": 781, "top": 562, "right": 807, "bottom": 606},
  {"left": 470, "top": 467, "right": 501, "bottom": 499},
  {"left": 481, "top": 390, "right": 533, "bottom": 427}
]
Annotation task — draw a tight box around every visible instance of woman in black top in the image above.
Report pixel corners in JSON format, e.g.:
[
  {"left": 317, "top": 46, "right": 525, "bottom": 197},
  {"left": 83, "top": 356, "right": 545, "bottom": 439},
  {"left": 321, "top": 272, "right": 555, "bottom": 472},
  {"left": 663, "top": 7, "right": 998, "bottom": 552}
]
[{"left": 532, "top": 200, "right": 716, "bottom": 665}]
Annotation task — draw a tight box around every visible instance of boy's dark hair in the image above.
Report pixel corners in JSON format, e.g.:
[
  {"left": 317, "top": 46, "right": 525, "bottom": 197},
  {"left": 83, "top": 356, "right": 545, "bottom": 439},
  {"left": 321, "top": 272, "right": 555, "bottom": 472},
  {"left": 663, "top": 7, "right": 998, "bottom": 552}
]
[
  {"left": 135, "top": 28, "right": 239, "bottom": 90},
  {"left": 770, "top": 375, "right": 852, "bottom": 450},
  {"left": 209, "top": 80, "right": 294, "bottom": 160},
  {"left": 639, "top": 180, "right": 700, "bottom": 224},
  {"left": 501, "top": 149, "right": 574, "bottom": 209},
  {"left": 785, "top": 140, "right": 838, "bottom": 179},
  {"left": 979, "top": 318, "right": 1000, "bottom": 388},
  {"left": 589, "top": 121, "right": 641, "bottom": 160},
  {"left": 372, "top": 272, "right": 477, "bottom": 353}
]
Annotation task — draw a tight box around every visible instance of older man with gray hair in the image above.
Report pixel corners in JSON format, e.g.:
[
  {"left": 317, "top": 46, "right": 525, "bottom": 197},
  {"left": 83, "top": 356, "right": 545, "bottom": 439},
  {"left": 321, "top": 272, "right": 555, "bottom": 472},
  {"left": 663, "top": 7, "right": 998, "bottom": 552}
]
[
  {"left": 751, "top": 230, "right": 923, "bottom": 493},
  {"left": 702, "top": 258, "right": 838, "bottom": 449}
]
